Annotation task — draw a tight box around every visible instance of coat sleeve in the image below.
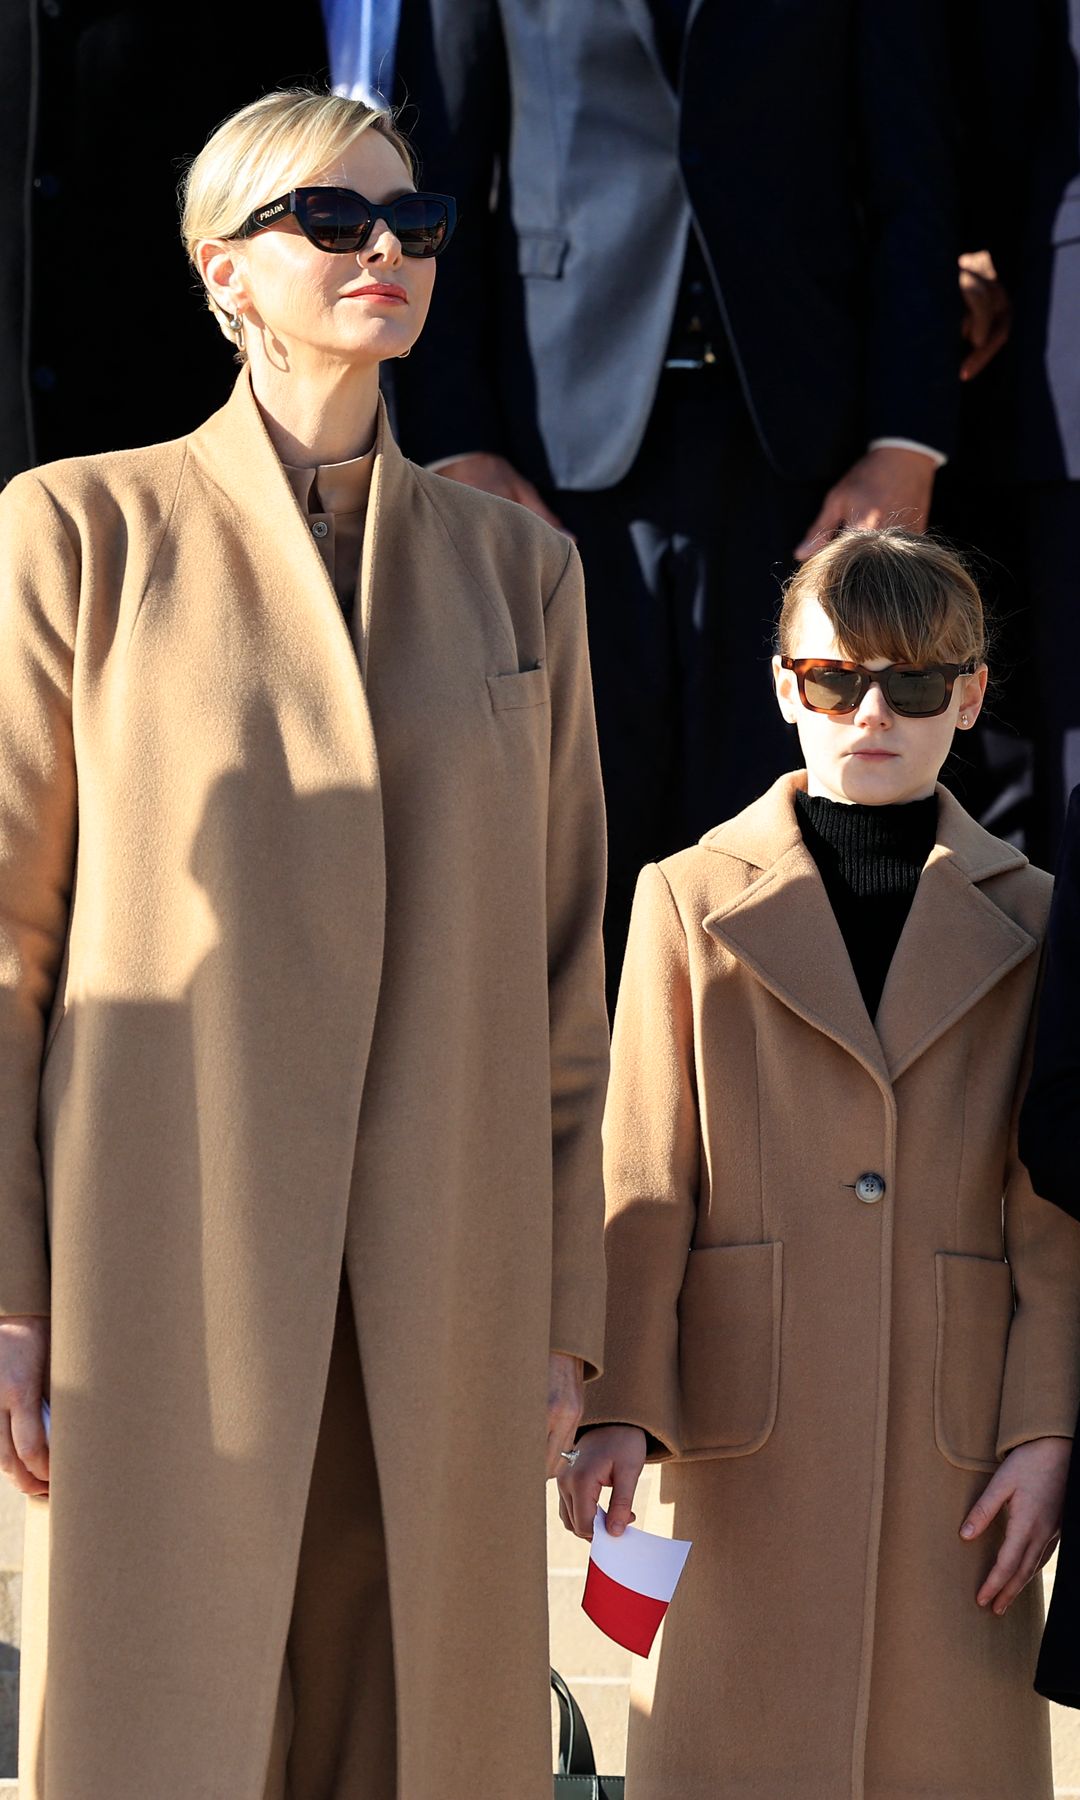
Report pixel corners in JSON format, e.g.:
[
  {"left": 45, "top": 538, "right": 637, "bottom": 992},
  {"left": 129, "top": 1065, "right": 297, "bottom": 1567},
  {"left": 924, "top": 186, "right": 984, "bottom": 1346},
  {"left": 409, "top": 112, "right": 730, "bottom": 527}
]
[
  {"left": 0, "top": 473, "right": 79, "bottom": 1315},
  {"left": 581, "top": 862, "right": 699, "bottom": 1456},
  {"left": 998, "top": 960, "right": 1080, "bottom": 1456},
  {"left": 544, "top": 543, "right": 609, "bottom": 1379},
  {"left": 856, "top": 0, "right": 960, "bottom": 456}
]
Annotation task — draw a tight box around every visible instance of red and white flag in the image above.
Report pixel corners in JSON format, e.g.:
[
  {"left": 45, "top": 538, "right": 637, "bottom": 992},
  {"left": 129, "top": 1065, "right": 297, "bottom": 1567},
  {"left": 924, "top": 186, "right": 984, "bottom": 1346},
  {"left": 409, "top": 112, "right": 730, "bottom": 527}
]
[{"left": 582, "top": 1506, "right": 692, "bottom": 1657}]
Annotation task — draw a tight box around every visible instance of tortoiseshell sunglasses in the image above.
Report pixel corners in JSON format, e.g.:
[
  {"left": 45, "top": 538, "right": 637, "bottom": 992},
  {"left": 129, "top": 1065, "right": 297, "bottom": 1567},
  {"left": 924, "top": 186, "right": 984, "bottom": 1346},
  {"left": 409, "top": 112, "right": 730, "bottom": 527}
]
[{"left": 780, "top": 657, "right": 977, "bottom": 719}]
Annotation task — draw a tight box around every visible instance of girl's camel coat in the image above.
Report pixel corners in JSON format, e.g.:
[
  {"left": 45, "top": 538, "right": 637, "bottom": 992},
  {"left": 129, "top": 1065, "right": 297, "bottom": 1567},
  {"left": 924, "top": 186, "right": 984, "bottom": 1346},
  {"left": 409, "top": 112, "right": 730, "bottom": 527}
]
[
  {"left": 0, "top": 374, "right": 609, "bottom": 1799},
  {"left": 585, "top": 773, "right": 1080, "bottom": 1800}
]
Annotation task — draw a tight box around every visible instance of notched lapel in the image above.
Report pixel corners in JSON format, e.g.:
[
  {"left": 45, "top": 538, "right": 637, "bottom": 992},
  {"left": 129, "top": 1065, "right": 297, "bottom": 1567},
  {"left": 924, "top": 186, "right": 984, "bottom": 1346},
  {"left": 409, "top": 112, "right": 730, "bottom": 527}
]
[
  {"left": 875, "top": 852, "right": 1037, "bottom": 1082},
  {"left": 704, "top": 841, "right": 891, "bottom": 1092},
  {"left": 701, "top": 775, "right": 1037, "bottom": 1094}
]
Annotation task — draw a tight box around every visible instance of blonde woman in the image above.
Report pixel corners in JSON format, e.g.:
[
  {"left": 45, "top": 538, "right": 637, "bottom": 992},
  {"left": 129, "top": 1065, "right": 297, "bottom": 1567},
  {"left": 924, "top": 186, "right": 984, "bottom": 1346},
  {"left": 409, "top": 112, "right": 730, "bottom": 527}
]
[{"left": 0, "top": 91, "right": 608, "bottom": 1800}]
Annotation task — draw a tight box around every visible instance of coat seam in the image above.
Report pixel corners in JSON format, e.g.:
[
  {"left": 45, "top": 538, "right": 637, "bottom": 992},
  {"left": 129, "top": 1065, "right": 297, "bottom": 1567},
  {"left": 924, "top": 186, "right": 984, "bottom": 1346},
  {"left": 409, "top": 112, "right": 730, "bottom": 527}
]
[
  {"left": 849, "top": 1089, "right": 897, "bottom": 1799},
  {"left": 124, "top": 444, "right": 190, "bottom": 647}
]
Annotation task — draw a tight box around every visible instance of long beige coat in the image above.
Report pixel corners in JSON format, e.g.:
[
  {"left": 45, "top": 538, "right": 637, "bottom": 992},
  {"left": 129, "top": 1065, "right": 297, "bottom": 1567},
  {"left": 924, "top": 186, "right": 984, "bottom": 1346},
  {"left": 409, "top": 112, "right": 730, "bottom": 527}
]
[
  {"left": 0, "top": 374, "right": 609, "bottom": 1799},
  {"left": 585, "top": 772, "right": 1080, "bottom": 1800}
]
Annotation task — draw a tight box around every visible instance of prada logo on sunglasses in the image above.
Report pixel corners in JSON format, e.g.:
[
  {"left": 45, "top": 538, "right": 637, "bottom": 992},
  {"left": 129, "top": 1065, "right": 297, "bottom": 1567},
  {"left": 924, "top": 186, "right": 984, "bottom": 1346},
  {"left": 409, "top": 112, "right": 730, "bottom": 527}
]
[{"left": 235, "top": 186, "right": 458, "bottom": 257}]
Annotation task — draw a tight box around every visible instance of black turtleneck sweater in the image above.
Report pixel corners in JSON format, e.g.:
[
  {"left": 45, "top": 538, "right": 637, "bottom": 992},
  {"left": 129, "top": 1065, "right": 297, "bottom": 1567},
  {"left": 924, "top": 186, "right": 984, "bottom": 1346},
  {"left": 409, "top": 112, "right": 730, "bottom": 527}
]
[{"left": 794, "top": 790, "right": 939, "bottom": 1020}]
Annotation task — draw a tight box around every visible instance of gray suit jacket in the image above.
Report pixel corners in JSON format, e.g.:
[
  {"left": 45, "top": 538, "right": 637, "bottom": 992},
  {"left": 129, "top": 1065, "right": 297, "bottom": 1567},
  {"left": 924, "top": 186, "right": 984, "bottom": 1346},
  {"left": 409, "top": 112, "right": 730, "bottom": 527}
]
[{"left": 395, "top": 0, "right": 959, "bottom": 491}]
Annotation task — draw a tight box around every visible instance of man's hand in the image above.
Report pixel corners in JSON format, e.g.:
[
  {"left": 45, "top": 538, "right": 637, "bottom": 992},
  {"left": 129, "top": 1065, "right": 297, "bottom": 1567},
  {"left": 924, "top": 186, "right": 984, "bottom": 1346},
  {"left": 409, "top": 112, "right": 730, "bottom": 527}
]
[
  {"left": 960, "top": 1436, "right": 1071, "bottom": 1615},
  {"left": 557, "top": 1423, "right": 646, "bottom": 1540},
  {"left": 959, "top": 249, "right": 1012, "bottom": 383},
  {"left": 435, "top": 453, "right": 571, "bottom": 535},
  {"left": 794, "top": 445, "right": 937, "bottom": 561},
  {"left": 0, "top": 1316, "right": 50, "bottom": 1496},
  {"left": 546, "top": 1353, "right": 586, "bottom": 1479}
]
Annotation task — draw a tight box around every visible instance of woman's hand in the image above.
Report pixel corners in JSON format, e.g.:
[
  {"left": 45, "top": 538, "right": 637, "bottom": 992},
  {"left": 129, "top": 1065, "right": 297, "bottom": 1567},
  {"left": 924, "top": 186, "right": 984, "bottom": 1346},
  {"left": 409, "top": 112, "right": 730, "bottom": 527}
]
[
  {"left": 546, "top": 1353, "right": 585, "bottom": 1479},
  {"left": 435, "top": 454, "right": 572, "bottom": 536},
  {"left": 0, "top": 1316, "right": 50, "bottom": 1496},
  {"left": 557, "top": 1424, "right": 646, "bottom": 1540},
  {"left": 958, "top": 249, "right": 1012, "bottom": 382},
  {"left": 793, "top": 445, "right": 936, "bottom": 561},
  {"left": 960, "top": 1435, "right": 1072, "bottom": 1614}
]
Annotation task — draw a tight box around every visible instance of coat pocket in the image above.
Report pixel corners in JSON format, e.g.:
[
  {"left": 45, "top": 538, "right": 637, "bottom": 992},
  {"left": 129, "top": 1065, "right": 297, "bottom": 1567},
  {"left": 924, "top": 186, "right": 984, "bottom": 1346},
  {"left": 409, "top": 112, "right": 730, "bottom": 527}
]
[
  {"left": 933, "top": 1252, "right": 1015, "bottom": 1471},
  {"left": 486, "top": 667, "right": 550, "bottom": 712},
  {"left": 677, "top": 1242, "right": 783, "bottom": 1456}
]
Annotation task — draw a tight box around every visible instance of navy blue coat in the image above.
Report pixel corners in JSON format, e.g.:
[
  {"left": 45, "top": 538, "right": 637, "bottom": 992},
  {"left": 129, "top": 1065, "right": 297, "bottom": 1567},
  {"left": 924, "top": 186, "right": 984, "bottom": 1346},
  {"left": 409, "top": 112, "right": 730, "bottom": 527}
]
[
  {"left": 1019, "top": 784, "right": 1080, "bottom": 1705},
  {"left": 962, "top": 0, "right": 1080, "bottom": 480}
]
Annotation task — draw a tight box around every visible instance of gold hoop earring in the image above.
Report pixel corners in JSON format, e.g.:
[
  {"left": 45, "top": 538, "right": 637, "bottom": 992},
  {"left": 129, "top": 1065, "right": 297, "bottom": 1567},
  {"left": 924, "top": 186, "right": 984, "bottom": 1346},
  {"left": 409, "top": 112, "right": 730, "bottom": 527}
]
[{"left": 397, "top": 346, "right": 412, "bottom": 360}]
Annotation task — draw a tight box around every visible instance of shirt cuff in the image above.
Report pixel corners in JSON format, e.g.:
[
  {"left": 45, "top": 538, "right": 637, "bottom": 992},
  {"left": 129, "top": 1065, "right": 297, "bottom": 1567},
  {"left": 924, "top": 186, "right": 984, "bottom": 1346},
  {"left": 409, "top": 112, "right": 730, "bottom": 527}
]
[
  {"left": 426, "top": 452, "right": 487, "bottom": 474},
  {"left": 868, "top": 437, "right": 948, "bottom": 470}
]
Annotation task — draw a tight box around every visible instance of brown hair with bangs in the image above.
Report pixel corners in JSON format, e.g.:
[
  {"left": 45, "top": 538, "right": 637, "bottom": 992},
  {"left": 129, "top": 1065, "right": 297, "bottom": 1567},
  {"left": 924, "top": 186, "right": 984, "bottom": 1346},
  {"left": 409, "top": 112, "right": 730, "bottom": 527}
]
[{"left": 778, "top": 527, "right": 987, "bottom": 668}]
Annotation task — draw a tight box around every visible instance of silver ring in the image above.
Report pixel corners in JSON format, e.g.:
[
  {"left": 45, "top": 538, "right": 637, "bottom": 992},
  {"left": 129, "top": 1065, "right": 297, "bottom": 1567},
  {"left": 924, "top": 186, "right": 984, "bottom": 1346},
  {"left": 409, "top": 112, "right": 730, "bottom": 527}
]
[{"left": 559, "top": 1448, "right": 580, "bottom": 1465}]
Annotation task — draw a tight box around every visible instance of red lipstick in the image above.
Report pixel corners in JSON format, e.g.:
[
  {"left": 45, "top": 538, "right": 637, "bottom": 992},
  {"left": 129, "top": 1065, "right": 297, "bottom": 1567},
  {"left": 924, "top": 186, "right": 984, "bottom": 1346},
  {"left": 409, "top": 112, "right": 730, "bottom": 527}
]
[{"left": 341, "top": 282, "right": 407, "bottom": 302}]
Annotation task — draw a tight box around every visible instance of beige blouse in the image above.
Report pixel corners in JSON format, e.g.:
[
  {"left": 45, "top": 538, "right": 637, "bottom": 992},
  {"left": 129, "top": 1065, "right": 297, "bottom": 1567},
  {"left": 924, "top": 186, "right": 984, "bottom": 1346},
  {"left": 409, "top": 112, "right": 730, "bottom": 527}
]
[{"left": 283, "top": 449, "right": 375, "bottom": 615}]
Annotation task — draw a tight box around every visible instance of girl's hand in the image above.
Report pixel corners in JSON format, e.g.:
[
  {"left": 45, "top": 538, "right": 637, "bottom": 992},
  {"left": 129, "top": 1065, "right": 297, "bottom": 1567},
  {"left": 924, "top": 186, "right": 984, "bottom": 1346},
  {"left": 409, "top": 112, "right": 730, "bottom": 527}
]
[
  {"left": 960, "top": 1435, "right": 1072, "bottom": 1614},
  {"left": 546, "top": 1353, "right": 585, "bottom": 1479},
  {"left": 0, "top": 1316, "right": 50, "bottom": 1496},
  {"left": 557, "top": 1424, "right": 646, "bottom": 1540}
]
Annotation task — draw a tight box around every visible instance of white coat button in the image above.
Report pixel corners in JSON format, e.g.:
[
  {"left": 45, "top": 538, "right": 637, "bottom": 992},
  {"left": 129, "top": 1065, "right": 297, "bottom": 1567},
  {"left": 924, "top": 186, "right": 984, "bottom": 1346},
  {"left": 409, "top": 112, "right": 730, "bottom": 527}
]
[
  {"left": 311, "top": 519, "right": 329, "bottom": 539},
  {"left": 855, "top": 1171, "right": 886, "bottom": 1204}
]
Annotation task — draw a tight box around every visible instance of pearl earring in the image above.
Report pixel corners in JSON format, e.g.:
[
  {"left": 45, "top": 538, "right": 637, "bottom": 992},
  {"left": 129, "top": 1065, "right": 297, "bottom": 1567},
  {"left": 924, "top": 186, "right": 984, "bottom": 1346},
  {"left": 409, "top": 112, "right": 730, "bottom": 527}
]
[
  {"left": 960, "top": 712, "right": 969, "bottom": 727},
  {"left": 226, "top": 310, "right": 245, "bottom": 350}
]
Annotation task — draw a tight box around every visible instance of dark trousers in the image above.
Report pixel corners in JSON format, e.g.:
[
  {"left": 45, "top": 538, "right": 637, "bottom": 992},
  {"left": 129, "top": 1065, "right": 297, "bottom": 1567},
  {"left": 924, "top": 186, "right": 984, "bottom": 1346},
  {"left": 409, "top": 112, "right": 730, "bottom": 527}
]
[
  {"left": 1036, "top": 1402, "right": 1080, "bottom": 1709},
  {"left": 932, "top": 458, "right": 1080, "bottom": 871},
  {"left": 551, "top": 357, "right": 823, "bottom": 1004},
  {"left": 1025, "top": 482, "right": 1080, "bottom": 864}
]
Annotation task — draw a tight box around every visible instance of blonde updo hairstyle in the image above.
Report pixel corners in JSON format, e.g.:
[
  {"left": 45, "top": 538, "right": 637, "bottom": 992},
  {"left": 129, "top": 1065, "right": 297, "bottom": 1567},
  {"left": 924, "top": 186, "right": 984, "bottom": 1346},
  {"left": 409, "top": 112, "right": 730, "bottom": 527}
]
[
  {"left": 778, "top": 527, "right": 988, "bottom": 670},
  {"left": 180, "top": 89, "right": 416, "bottom": 356}
]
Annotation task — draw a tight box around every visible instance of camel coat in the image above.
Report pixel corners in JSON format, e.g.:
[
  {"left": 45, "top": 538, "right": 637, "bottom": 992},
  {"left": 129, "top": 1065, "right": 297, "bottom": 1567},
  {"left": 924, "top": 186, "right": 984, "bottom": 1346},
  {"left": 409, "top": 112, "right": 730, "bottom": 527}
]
[
  {"left": 0, "top": 373, "right": 609, "bottom": 1799},
  {"left": 584, "top": 773, "right": 1080, "bottom": 1800}
]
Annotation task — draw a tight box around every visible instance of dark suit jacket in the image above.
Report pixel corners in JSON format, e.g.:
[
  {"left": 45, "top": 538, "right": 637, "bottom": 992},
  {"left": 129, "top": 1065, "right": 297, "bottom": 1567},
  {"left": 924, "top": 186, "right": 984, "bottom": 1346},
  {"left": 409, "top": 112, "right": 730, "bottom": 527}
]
[
  {"left": 960, "top": 0, "right": 1080, "bottom": 479},
  {"left": 1019, "top": 783, "right": 1080, "bottom": 1706},
  {"left": 0, "top": 0, "right": 327, "bottom": 481},
  {"left": 393, "top": 0, "right": 960, "bottom": 491}
]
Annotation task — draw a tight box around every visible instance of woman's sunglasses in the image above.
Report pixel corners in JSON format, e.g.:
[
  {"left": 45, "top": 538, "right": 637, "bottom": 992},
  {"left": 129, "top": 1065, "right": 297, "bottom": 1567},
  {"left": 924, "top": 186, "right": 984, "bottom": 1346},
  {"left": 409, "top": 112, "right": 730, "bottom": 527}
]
[
  {"left": 234, "top": 186, "right": 457, "bottom": 259},
  {"left": 780, "top": 657, "right": 977, "bottom": 719}
]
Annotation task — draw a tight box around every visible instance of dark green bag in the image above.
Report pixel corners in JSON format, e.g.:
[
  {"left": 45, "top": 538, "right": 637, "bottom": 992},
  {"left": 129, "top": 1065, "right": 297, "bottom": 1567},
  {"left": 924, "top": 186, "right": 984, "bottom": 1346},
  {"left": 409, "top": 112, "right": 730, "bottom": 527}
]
[{"left": 551, "top": 1668, "right": 625, "bottom": 1798}]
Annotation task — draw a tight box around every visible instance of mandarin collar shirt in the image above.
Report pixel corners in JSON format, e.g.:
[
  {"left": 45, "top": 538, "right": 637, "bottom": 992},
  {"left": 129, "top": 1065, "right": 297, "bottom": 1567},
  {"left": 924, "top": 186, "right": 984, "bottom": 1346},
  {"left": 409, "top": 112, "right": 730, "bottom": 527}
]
[{"left": 283, "top": 450, "right": 375, "bottom": 618}]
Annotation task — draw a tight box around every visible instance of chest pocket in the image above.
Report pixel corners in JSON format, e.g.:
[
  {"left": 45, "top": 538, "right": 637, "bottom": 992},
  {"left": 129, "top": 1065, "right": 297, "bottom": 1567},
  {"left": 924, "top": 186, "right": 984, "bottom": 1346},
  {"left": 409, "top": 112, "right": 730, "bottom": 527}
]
[{"left": 487, "top": 667, "right": 550, "bottom": 712}]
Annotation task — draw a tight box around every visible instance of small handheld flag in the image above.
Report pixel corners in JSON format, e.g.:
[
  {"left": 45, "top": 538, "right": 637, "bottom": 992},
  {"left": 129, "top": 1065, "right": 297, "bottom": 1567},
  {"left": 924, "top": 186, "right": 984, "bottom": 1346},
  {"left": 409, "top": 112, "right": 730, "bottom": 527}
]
[{"left": 582, "top": 1506, "right": 692, "bottom": 1656}]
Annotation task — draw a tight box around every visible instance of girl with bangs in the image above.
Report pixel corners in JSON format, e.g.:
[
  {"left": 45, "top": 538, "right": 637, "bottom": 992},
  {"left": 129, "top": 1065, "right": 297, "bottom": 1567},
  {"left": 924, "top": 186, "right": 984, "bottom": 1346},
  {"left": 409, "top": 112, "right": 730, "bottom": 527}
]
[{"left": 560, "top": 527, "right": 1080, "bottom": 1799}]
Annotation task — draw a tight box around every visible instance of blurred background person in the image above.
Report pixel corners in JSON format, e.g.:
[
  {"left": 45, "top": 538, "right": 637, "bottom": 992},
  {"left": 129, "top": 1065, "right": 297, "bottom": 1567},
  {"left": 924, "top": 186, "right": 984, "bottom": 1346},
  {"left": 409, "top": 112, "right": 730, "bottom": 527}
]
[
  {"left": 935, "top": 0, "right": 1080, "bottom": 867},
  {"left": 392, "top": 0, "right": 961, "bottom": 994},
  {"left": 0, "top": 0, "right": 326, "bottom": 482}
]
